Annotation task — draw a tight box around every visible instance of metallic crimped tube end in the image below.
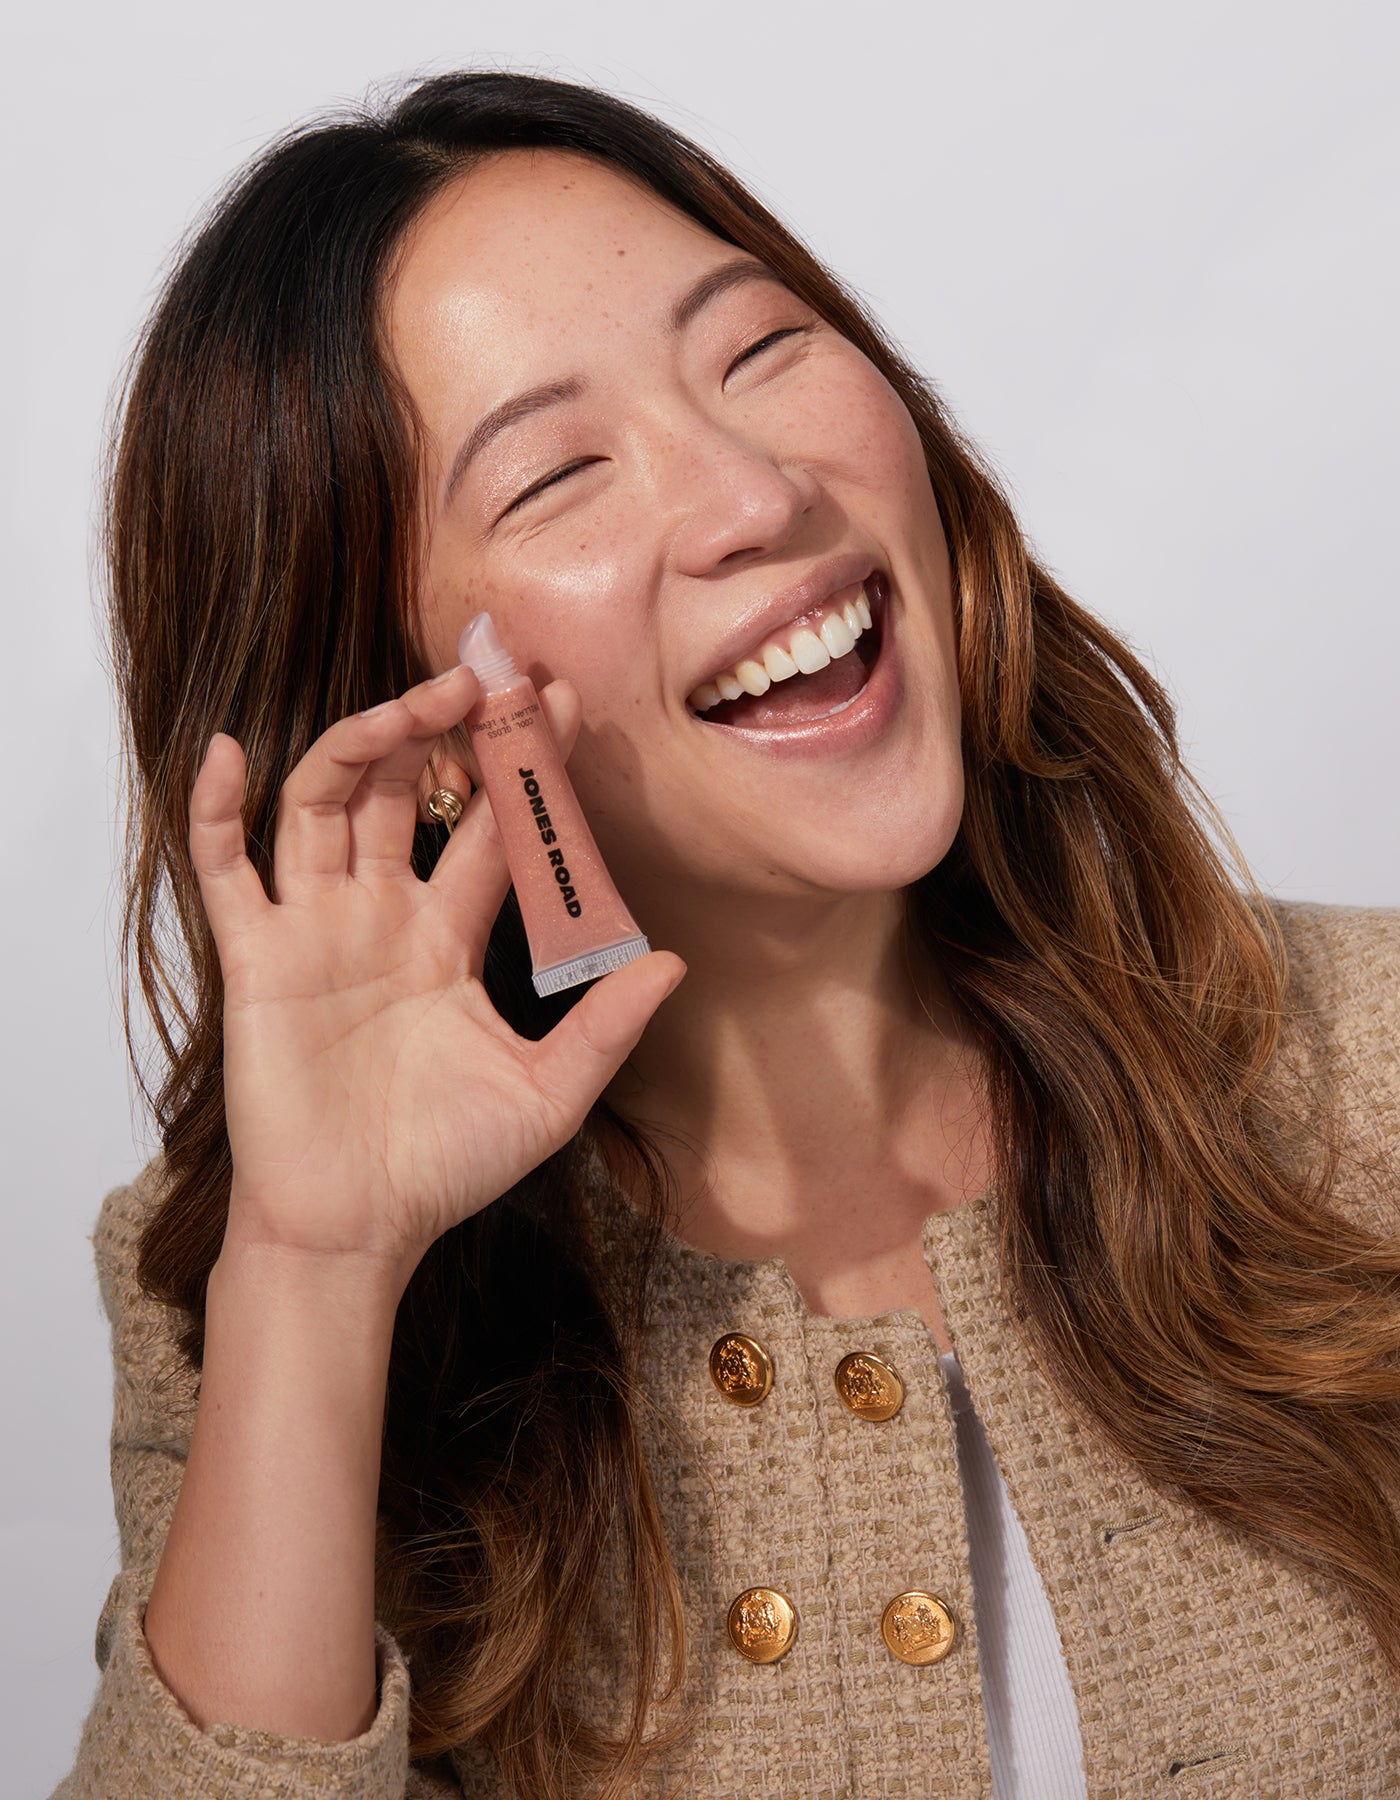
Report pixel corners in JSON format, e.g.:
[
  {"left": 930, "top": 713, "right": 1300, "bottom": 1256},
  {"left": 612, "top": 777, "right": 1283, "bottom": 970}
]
[{"left": 532, "top": 935, "right": 652, "bottom": 997}]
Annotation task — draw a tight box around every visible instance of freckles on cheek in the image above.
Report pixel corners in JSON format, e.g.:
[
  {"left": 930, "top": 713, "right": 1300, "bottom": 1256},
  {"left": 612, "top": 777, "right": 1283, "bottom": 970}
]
[
  {"left": 492, "top": 530, "right": 644, "bottom": 660},
  {"left": 801, "top": 362, "right": 922, "bottom": 497},
  {"left": 420, "top": 560, "right": 516, "bottom": 665},
  {"left": 851, "top": 389, "right": 927, "bottom": 493},
  {"left": 423, "top": 529, "right": 629, "bottom": 674},
  {"left": 528, "top": 538, "right": 630, "bottom": 608}
]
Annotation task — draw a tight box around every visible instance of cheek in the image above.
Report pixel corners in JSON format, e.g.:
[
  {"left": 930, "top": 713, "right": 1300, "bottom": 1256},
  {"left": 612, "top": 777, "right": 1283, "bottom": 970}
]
[
  {"left": 420, "top": 515, "right": 652, "bottom": 700},
  {"left": 819, "top": 367, "right": 951, "bottom": 602},
  {"left": 790, "top": 355, "right": 930, "bottom": 500}
]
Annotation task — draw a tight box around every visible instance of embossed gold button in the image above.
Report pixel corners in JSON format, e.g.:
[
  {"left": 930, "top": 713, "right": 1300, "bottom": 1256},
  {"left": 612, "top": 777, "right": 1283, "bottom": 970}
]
[
  {"left": 881, "top": 1591, "right": 957, "bottom": 1665},
  {"left": 834, "top": 1351, "right": 905, "bottom": 1421},
  {"left": 727, "top": 1587, "right": 798, "bottom": 1663},
  {"left": 709, "top": 1333, "right": 774, "bottom": 1406}
]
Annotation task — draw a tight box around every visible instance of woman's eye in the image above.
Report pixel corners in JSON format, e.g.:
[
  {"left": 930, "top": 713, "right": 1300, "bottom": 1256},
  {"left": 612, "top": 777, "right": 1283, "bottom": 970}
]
[
  {"left": 729, "top": 326, "right": 811, "bottom": 376},
  {"left": 501, "top": 459, "right": 598, "bottom": 519}
]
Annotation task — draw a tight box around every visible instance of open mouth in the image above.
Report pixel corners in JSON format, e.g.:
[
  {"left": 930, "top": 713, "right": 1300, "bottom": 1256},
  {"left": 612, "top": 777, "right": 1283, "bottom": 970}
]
[{"left": 686, "top": 576, "right": 886, "bottom": 732}]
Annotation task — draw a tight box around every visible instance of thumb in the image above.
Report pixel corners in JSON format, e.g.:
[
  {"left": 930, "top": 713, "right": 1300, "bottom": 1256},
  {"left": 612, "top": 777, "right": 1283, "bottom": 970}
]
[{"left": 528, "top": 952, "right": 686, "bottom": 1127}]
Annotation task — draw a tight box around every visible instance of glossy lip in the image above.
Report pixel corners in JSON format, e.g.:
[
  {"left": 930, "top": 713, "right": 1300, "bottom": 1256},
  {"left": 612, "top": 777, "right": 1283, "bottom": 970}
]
[
  {"left": 684, "top": 549, "right": 877, "bottom": 698},
  {"left": 691, "top": 571, "right": 902, "bottom": 758}
]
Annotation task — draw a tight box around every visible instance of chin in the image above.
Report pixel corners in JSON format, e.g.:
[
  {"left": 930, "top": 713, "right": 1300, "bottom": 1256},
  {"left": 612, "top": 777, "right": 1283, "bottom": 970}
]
[
  {"left": 597, "top": 757, "right": 964, "bottom": 910},
  {"left": 784, "top": 787, "right": 966, "bottom": 898}
]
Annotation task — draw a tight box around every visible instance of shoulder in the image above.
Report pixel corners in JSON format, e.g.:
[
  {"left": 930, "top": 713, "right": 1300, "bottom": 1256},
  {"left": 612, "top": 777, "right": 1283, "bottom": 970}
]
[
  {"left": 1268, "top": 899, "right": 1400, "bottom": 1090},
  {"left": 1270, "top": 899, "right": 1400, "bottom": 1028},
  {"left": 92, "top": 1155, "right": 201, "bottom": 1425},
  {"left": 93, "top": 1154, "right": 171, "bottom": 1331},
  {"left": 93, "top": 1154, "right": 168, "bottom": 1274},
  {"left": 1264, "top": 899, "right": 1400, "bottom": 1231}
]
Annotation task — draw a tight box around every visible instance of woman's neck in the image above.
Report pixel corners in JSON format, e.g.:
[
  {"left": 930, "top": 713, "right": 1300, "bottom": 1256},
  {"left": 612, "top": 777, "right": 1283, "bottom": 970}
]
[{"left": 603, "top": 887, "right": 992, "bottom": 1272}]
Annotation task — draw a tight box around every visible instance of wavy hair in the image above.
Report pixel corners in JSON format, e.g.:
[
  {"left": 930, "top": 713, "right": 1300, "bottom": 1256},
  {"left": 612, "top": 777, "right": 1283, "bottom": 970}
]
[{"left": 106, "top": 69, "right": 1400, "bottom": 1798}]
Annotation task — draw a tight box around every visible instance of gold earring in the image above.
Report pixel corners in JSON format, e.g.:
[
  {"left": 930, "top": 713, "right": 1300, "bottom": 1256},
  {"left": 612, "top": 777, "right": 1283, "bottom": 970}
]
[{"left": 426, "top": 787, "right": 466, "bottom": 830}]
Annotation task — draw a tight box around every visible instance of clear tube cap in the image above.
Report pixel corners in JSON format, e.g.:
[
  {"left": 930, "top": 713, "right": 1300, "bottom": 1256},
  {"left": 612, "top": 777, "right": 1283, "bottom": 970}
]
[{"left": 457, "top": 612, "right": 521, "bottom": 694}]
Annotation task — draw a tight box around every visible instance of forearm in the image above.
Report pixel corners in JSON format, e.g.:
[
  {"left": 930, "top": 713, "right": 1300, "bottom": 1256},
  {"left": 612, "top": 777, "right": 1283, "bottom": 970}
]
[{"left": 143, "top": 1228, "right": 404, "bottom": 1741}]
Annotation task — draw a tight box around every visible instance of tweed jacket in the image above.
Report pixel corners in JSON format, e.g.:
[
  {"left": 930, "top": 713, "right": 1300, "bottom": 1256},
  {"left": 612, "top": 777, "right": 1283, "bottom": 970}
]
[{"left": 55, "top": 902, "right": 1400, "bottom": 1799}]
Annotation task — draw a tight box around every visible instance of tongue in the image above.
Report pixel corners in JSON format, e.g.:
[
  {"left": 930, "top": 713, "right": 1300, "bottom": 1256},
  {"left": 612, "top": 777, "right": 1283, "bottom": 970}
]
[{"left": 707, "top": 653, "right": 868, "bottom": 729}]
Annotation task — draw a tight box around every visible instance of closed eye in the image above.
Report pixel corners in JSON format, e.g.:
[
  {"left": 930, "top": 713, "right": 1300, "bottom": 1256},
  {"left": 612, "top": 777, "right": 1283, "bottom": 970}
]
[
  {"left": 728, "top": 326, "right": 812, "bottom": 376},
  {"left": 500, "top": 458, "right": 602, "bottom": 519}
]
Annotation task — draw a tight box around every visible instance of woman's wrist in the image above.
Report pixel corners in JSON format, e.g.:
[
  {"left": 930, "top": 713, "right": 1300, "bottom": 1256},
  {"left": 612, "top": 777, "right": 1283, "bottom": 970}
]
[{"left": 216, "top": 1195, "right": 421, "bottom": 1321}]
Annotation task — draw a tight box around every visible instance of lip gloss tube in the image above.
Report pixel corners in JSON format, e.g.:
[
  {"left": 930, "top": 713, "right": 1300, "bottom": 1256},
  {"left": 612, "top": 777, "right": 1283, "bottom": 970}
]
[{"left": 456, "top": 612, "right": 651, "bottom": 997}]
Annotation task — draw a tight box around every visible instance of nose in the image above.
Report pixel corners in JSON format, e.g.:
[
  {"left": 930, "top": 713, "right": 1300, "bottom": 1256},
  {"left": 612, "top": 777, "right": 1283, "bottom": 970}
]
[{"left": 660, "top": 416, "right": 820, "bottom": 578}]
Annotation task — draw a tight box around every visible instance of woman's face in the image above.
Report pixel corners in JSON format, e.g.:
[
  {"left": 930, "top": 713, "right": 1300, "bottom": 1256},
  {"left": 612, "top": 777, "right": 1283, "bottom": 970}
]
[{"left": 389, "top": 150, "right": 964, "bottom": 925}]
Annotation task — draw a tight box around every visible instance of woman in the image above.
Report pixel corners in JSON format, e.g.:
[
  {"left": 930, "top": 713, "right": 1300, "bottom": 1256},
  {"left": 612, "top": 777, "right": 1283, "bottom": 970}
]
[{"left": 56, "top": 70, "right": 1400, "bottom": 1800}]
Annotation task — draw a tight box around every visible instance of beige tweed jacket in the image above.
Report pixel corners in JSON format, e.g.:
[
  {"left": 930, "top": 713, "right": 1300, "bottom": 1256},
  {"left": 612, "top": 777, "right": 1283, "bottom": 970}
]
[{"left": 54, "top": 902, "right": 1400, "bottom": 1798}]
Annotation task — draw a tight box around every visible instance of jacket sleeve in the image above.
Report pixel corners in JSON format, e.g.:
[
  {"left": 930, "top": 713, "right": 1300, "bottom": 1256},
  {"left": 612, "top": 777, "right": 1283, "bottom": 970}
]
[{"left": 50, "top": 1161, "right": 465, "bottom": 1800}]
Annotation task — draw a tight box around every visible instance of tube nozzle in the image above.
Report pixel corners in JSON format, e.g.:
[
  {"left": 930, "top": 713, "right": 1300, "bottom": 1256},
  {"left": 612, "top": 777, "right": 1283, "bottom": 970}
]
[{"left": 457, "top": 612, "right": 521, "bottom": 694}]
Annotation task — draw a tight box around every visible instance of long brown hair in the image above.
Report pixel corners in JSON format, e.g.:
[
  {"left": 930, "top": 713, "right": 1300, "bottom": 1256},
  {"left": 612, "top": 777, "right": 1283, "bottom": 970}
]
[{"left": 108, "top": 70, "right": 1400, "bottom": 1797}]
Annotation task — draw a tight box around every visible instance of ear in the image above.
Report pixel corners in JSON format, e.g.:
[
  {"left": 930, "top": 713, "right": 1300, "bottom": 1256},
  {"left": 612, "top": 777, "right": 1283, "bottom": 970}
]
[{"left": 416, "top": 725, "right": 481, "bottom": 826}]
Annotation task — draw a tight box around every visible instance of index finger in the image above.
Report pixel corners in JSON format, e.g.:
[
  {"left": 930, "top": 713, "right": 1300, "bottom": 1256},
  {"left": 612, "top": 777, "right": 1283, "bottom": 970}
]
[
  {"left": 189, "top": 733, "right": 273, "bottom": 941},
  {"left": 273, "top": 664, "right": 480, "bottom": 895}
]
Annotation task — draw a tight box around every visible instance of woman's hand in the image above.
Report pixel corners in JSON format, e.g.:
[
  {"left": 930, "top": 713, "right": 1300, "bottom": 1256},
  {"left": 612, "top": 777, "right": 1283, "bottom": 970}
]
[{"left": 189, "top": 663, "right": 684, "bottom": 1290}]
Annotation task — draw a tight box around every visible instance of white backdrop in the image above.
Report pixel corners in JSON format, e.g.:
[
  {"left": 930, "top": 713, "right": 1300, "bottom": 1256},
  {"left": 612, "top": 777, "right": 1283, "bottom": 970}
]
[{"left": 3, "top": 0, "right": 1395, "bottom": 1785}]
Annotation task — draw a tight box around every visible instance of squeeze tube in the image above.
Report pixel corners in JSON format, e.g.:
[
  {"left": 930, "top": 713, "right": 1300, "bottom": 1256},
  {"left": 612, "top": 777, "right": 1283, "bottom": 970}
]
[{"left": 457, "top": 613, "right": 652, "bottom": 997}]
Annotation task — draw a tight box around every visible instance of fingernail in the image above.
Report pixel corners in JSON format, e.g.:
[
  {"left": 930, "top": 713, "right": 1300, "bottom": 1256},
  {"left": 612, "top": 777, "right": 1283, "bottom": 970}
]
[
  {"left": 358, "top": 699, "right": 394, "bottom": 717},
  {"left": 428, "top": 663, "right": 466, "bottom": 686}
]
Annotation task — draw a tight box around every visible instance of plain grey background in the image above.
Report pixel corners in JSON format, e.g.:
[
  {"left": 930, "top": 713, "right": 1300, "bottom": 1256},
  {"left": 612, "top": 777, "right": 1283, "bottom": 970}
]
[{"left": 3, "top": 0, "right": 1395, "bottom": 1786}]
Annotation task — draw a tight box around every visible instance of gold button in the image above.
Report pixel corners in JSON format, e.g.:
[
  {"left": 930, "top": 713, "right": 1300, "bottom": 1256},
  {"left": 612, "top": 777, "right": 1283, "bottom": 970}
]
[
  {"left": 834, "top": 1351, "right": 905, "bottom": 1421},
  {"left": 727, "top": 1587, "right": 798, "bottom": 1663},
  {"left": 881, "top": 1591, "right": 957, "bottom": 1665},
  {"left": 709, "top": 1333, "right": 774, "bottom": 1406}
]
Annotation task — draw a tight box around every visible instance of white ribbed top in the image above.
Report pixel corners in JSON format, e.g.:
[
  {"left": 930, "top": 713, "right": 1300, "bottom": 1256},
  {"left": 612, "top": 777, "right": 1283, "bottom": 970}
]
[{"left": 940, "top": 1351, "right": 1088, "bottom": 1800}]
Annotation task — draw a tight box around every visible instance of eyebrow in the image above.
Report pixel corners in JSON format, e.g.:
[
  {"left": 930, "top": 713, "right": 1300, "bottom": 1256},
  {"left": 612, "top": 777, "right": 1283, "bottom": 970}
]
[
  {"left": 444, "top": 378, "right": 585, "bottom": 501},
  {"left": 668, "top": 255, "right": 785, "bottom": 331},
  {"left": 443, "top": 257, "right": 785, "bottom": 502}
]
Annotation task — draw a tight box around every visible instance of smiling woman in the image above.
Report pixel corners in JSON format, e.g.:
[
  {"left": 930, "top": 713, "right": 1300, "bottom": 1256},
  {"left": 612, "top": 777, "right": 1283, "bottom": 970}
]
[{"left": 55, "top": 70, "right": 1400, "bottom": 1800}]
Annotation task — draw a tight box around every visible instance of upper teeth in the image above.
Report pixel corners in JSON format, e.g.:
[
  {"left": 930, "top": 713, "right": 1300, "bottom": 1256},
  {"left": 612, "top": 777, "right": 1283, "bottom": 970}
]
[{"left": 689, "top": 586, "right": 875, "bottom": 713}]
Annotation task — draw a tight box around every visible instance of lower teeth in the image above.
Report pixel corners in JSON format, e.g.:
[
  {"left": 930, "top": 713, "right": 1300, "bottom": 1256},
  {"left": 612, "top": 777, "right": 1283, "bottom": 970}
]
[
  {"left": 710, "top": 656, "right": 871, "bottom": 728},
  {"left": 817, "top": 688, "right": 864, "bottom": 717}
]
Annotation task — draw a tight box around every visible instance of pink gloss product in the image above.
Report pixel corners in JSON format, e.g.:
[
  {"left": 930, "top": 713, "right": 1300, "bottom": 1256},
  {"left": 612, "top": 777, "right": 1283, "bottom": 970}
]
[{"left": 457, "top": 612, "right": 651, "bottom": 997}]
